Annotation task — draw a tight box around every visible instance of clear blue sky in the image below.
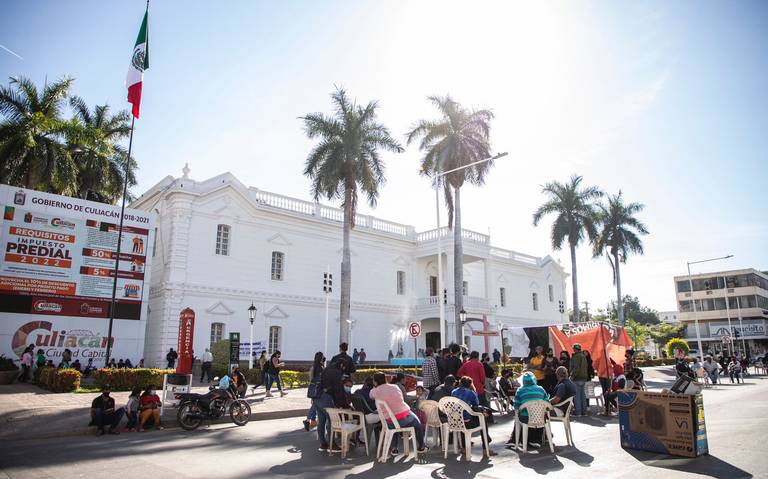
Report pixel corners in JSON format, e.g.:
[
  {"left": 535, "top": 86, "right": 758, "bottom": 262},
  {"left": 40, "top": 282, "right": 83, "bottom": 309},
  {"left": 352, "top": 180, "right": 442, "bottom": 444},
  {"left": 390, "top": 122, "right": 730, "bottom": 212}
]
[{"left": 2, "top": 1, "right": 766, "bottom": 312}]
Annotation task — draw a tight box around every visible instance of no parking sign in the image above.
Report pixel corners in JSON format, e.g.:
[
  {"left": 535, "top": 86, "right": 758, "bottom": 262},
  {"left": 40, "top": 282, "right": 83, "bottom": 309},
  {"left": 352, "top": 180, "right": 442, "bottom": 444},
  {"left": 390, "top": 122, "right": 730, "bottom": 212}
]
[{"left": 408, "top": 322, "right": 421, "bottom": 338}]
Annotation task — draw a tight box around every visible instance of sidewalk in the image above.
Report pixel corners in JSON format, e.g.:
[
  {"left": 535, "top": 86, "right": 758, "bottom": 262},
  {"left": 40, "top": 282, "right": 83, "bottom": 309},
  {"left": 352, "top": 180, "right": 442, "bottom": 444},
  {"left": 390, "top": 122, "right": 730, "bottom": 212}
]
[{"left": 0, "top": 382, "right": 310, "bottom": 441}]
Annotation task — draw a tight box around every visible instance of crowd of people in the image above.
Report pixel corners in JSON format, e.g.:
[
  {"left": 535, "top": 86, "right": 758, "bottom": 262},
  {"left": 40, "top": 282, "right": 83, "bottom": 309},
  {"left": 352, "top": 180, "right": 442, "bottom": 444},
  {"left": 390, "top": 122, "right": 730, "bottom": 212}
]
[
  {"left": 14, "top": 345, "right": 146, "bottom": 382},
  {"left": 88, "top": 384, "right": 165, "bottom": 435}
]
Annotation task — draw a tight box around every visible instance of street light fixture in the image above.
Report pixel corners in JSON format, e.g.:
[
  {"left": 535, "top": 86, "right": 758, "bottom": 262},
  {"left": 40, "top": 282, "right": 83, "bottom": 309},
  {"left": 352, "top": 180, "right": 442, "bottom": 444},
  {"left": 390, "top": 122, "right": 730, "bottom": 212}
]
[
  {"left": 686, "top": 254, "right": 733, "bottom": 360},
  {"left": 431, "top": 152, "right": 509, "bottom": 347},
  {"left": 247, "top": 303, "right": 257, "bottom": 369}
]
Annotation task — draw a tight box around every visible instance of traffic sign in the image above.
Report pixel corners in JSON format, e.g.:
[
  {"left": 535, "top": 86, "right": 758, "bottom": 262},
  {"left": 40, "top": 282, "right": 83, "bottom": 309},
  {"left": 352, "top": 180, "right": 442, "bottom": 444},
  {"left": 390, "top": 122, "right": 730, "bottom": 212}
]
[{"left": 408, "top": 322, "right": 422, "bottom": 338}]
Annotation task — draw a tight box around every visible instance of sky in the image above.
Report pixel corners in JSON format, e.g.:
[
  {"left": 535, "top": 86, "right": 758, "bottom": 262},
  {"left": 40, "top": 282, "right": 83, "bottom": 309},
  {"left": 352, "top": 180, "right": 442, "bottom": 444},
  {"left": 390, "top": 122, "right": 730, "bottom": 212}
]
[{"left": 2, "top": 1, "right": 767, "bottom": 313}]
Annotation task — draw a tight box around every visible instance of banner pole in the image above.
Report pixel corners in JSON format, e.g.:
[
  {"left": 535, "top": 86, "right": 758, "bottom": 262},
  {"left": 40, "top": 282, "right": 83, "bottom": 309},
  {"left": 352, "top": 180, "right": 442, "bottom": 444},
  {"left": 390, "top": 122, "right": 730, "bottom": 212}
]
[{"left": 105, "top": 115, "right": 135, "bottom": 367}]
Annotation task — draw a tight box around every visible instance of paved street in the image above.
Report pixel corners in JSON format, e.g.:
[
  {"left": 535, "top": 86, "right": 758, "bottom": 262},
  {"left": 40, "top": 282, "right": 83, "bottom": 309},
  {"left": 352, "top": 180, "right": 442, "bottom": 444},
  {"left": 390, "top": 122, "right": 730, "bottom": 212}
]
[{"left": 0, "top": 369, "right": 765, "bottom": 479}]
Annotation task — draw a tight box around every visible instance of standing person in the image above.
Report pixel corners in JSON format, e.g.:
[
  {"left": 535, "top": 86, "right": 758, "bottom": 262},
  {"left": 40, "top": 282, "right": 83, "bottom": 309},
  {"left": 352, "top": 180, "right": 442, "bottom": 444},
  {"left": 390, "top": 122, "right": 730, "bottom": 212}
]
[
  {"left": 442, "top": 344, "right": 463, "bottom": 379},
  {"left": 451, "top": 376, "right": 495, "bottom": 455},
  {"left": 623, "top": 349, "right": 636, "bottom": 375},
  {"left": 527, "top": 346, "right": 546, "bottom": 384},
  {"left": 83, "top": 358, "right": 95, "bottom": 377},
  {"left": 584, "top": 350, "right": 595, "bottom": 381},
  {"left": 265, "top": 351, "right": 288, "bottom": 397},
  {"left": 728, "top": 357, "right": 743, "bottom": 384},
  {"left": 422, "top": 347, "right": 441, "bottom": 395},
  {"left": 457, "top": 351, "right": 487, "bottom": 406},
  {"left": 569, "top": 343, "right": 590, "bottom": 417},
  {"left": 370, "top": 372, "right": 428, "bottom": 456},
  {"left": 493, "top": 348, "right": 501, "bottom": 364},
  {"left": 303, "top": 352, "right": 325, "bottom": 432},
  {"left": 330, "top": 343, "right": 356, "bottom": 374},
  {"left": 58, "top": 349, "right": 72, "bottom": 369},
  {"left": 258, "top": 351, "right": 268, "bottom": 370},
  {"left": 200, "top": 348, "right": 213, "bottom": 383},
  {"left": 559, "top": 350, "right": 571, "bottom": 368},
  {"left": 35, "top": 348, "right": 46, "bottom": 370},
  {"left": 166, "top": 348, "right": 178, "bottom": 369},
  {"left": 90, "top": 384, "right": 125, "bottom": 435},
  {"left": 358, "top": 348, "right": 367, "bottom": 365},
  {"left": 702, "top": 356, "right": 719, "bottom": 384},
  {"left": 315, "top": 359, "right": 349, "bottom": 452},
  {"left": 17, "top": 345, "right": 33, "bottom": 382},
  {"left": 138, "top": 386, "right": 163, "bottom": 431},
  {"left": 541, "top": 348, "right": 559, "bottom": 395},
  {"left": 125, "top": 386, "right": 141, "bottom": 432},
  {"left": 138, "top": 358, "right": 144, "bottom": 368},
  {"left": 352, "top": 348, "right": 359, "bottom": 365}
]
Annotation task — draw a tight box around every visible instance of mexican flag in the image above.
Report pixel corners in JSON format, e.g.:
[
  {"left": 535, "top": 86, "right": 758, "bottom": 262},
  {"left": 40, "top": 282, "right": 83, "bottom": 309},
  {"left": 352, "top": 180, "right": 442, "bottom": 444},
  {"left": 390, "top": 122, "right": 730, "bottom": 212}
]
[{"left": 126, "top": 9, "right": 149, "bottom": 119}]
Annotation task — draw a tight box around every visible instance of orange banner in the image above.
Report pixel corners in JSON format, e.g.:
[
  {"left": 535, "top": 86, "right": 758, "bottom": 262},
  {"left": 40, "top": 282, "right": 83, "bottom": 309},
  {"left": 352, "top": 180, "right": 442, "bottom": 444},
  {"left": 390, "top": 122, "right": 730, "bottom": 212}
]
[{"left": 549, "top": 323, "right": 633, "bottom": 378}]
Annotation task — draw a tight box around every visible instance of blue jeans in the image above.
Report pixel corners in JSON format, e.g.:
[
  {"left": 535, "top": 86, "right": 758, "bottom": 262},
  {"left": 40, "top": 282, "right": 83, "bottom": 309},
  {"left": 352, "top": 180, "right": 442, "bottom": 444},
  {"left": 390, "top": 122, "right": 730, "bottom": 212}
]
[
  {"left": 306, "top": 400, "right": 317, "bottom": 421},
  {"left": 573, "top": 380, "right": 587, "bottom": 415},
  {"left": 93, "top": 408, "right": 125, "bottom": 431},
  {"left": 385, "top": 411, "right": 425, "bottom": 450},
  {"left": 708, "top": 371, "right": 718, "bottom": 384},
  {"left": 265, "top": 372, "right": 283, "bottom": 392},
  {"left": 315, "top": 393, "right": 335, "bottom": 444}
]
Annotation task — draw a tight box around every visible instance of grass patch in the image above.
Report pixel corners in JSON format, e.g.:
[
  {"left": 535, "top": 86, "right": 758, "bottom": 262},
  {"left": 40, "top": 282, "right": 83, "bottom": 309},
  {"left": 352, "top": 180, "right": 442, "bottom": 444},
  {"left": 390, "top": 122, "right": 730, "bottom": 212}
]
[{"left": 74, "top": 387, "right": 100, "bottom": 393}]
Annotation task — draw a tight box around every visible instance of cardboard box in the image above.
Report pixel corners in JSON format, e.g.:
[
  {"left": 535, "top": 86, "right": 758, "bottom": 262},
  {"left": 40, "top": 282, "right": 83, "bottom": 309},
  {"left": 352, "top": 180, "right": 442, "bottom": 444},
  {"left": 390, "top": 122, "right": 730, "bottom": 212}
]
[{"left": 618, "top": 390, "right": 708, "bottom": 457}]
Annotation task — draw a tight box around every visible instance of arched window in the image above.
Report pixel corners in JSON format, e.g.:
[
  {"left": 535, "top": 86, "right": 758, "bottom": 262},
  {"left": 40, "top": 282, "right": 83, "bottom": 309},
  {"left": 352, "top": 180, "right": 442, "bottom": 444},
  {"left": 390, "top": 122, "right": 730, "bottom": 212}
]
[
  {"left": 271, "top": 251, "right": 285, "bottom": 280},
  {"left": 215, "top": 224, "right": 231, "bottom": 256},
  {"left": 532, "top": 292, "right": 539, "bottom": 311},
  {"left": 210, "top": 322, "right": 225, "bottom": 346},
  {"left": 268, "top": 326, "right": 282, "bottom": 354},
  {"left": 548, "top": 284, "right": 554, "bottom": 302}
]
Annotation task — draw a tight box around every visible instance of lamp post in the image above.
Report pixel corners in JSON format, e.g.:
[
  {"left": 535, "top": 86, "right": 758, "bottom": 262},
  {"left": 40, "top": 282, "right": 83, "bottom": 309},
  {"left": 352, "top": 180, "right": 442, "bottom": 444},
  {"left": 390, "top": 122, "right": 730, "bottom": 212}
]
[
  {"left": 431, "top": 152, "right": 508, "bottom": 347},
  {"left": 686, "top": 254, "right": 733, "bottom": 359},
  {"left": 459, "top": 309, "right": 467, "bottom": 347},
  {"left": 248, "top": 303, "right": 257, "bottom": 369}
]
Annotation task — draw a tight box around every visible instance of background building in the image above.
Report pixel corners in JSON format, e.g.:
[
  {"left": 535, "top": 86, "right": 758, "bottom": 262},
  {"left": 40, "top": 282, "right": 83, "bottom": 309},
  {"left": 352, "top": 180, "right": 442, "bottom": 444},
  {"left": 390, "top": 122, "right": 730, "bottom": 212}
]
[
  {"left": 659, "top": 311, "right": 680, "bottom": 324},
  {"left": 131, "top": 169, "right": 569, "bottom": 366},
  {"left": 674, "top": 268, "right": 768, "bottom": 356}
]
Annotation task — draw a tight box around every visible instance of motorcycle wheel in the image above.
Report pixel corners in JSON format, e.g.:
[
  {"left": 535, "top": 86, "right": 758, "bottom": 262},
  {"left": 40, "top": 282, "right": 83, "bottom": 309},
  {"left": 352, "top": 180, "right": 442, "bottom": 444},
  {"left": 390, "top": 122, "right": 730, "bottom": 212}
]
[
  {"left": 177, "top": 402, "right": 203, "bottom": 431},
  {"left": 229, "top": 400, "right": 251, "bottom": 426}
]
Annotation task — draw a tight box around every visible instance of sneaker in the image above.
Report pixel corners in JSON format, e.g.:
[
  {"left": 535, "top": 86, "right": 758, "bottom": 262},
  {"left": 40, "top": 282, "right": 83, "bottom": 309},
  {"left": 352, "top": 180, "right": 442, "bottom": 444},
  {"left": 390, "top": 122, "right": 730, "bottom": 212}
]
[
  {"left": 390, "top": 448, "right": 399, "bottom": 456},
  {"left": 265, "top": 392, "right": 274, "bottom": 398},
  {"left": 303, "top": 420, "right": 310, "bottom": 432},
  {"left": 330, "top": 444, "right": 342, "bottom": 453},
  {"left": 318, "top": 442, "right": 329, "bottom": 452},
  {"left": 280, "top": 391, "right": 288, "bottom": 397},
  {"left": 417, "top": 446, "right": 429, "bottom": 454},
  {"left": 156, "top": 426, "right": 164, "bottom": 430}
]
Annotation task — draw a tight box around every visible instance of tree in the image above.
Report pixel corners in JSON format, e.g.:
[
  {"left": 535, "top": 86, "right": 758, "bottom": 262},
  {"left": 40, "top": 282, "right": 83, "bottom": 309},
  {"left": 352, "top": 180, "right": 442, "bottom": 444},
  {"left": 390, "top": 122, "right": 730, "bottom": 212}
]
[
  {"left": 66, "top": 96, "right": 136, "bottom": 203},
  {"left": 610, "top": 295, "right": 659, "bottom": 325},
  {"left": 625, "top": 319, "right": 649, "bottom": 349},
  {"left": 593, "top": 192, "right": 649, "bottom": 326},
  {"left": 649, "top": 323, "right": 685, "bottom": 347},
  {"left": 301, "top": 87, "right": 403, "bottom": 344},
  {"left": 406, "top": 95, "right": 494, "bottom": 343},
  {"left": 533, "top": 175, "right": 603, "bottom": 322},
  {"left": 0, "top": 76, "right": 76, "bottom": 193}
]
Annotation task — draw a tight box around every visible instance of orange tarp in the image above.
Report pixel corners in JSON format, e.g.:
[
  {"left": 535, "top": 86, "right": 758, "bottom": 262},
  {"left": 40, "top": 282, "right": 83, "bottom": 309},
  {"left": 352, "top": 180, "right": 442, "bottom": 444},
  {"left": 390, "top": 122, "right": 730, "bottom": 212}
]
[{"left": 549, "top": 322, "right": 633, "bottom": 378}]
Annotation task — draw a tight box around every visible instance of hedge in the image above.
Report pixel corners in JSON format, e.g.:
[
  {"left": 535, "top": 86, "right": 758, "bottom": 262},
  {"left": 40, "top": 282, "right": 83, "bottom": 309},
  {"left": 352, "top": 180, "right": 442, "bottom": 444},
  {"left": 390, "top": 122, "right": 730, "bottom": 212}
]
[
  {"left": 93, "top": 368, "right": 175, "bottom": 391},
  {"left": 36, "top": 367, "right": 81, "bottom": 392}
]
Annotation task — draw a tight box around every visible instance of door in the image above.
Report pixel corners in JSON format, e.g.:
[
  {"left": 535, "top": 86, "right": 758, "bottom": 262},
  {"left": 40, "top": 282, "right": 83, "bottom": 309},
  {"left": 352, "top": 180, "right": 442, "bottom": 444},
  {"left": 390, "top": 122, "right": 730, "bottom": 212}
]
[{"left": 426, "top": 332, "right": 441, "bottom": 351}]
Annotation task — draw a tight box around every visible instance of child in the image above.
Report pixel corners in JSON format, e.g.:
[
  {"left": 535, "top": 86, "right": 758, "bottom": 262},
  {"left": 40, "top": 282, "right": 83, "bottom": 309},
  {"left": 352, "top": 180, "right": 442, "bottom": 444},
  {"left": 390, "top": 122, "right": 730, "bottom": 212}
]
[{"left": 414, "top": 385, "right": 429, "bottom": 424}]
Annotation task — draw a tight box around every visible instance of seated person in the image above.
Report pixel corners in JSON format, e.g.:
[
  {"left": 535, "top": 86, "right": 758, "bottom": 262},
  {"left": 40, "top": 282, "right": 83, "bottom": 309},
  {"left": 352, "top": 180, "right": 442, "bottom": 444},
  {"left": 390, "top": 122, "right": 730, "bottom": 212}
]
[
  {"left": 231, "top": 367, "right": 247, "bottom": 398},
  {"left": 603, "top": 363, "right": 626, "bottom": 413},
  {"left": 451, "top": 376, "right": 495, "bottom": 454},
  {"left": 90, "top": 384, "right": 125, "bottom": 435},
  {"left": 354, "top": 376, "right": 377, "bottom": 412},
  {"left": 507, "top": 372, "right": 549, "bottom": 448},
  {"left": 370, "top": 372, "right": 427, "bottom": 455},
  {"left": 498, "top": 369, "right": 519, "bottom": 399},
  {"left": 430, "top": 375, "right": 456, "bottom": 403},
  {"left": 138, "top": 387, "right": 163, "bottom": 431},
  {"left": 549, "top": 366, "right": 576, "bottom": 417}
]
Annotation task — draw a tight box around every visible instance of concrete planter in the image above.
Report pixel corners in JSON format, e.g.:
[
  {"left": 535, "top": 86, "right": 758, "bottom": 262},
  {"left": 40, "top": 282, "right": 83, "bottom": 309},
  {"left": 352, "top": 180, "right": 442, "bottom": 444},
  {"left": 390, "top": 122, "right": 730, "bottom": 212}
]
[{"left": 0, "top": 369, "right": 18, "bottom": 385}]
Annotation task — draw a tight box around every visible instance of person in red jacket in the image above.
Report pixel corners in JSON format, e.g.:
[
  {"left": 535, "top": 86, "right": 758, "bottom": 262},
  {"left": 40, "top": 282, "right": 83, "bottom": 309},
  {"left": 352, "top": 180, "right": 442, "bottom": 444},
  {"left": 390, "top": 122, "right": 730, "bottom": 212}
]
[{"left": 457, "top": 350, "right": 487, "bottom": 406}]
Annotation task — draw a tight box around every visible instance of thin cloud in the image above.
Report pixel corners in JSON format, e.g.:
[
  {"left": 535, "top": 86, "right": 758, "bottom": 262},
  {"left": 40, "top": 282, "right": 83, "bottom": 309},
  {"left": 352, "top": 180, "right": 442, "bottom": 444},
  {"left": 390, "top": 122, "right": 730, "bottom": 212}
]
[{"left": 0, "top": 43, "right": 23, "bottom": 60}]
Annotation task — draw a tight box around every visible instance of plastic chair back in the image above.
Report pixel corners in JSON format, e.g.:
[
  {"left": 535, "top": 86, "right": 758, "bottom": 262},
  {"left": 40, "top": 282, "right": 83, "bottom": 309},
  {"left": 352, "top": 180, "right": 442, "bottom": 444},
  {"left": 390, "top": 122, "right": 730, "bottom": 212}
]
[
  {"left": 438, "top": 397, "right": 471, "bottom": 432},
  {"left": 519, "top": 400, "right": 551, "bottom": 428}
]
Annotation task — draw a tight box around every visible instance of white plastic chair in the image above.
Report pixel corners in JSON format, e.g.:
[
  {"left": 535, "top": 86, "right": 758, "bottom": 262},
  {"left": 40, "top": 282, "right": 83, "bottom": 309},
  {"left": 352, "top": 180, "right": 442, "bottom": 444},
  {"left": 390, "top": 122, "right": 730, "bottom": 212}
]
[
  {"left": 549, "top": 397, "right": 574, "bottom": 446},
  {"left": 374, "top": 400, "right": 417, "bottom": 463},
  {"left": 419, "top": 400, "right": 445, "bottom": 447},
  {"left": 513, "top": 400, "right": 554, "bottom": 454},
  {"left": 325, "top": 408, "right": 369, "bottom": 459},
  {"left": 694, "top": 368, "right": 711, "bottom": 388},
  {"left": 585, "top": 381, "right": 604, "bottom": 409},
  {"left": 484, "top": 378, "right": 507, "bottom": 413},
  {"left": 438, "top": 396, "right": 491, "bottom": 460}
]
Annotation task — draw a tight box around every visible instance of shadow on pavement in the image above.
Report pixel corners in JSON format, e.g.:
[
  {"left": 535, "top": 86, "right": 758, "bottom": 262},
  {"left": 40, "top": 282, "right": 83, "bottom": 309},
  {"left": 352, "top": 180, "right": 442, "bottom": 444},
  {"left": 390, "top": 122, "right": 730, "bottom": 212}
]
[{"left": 626, "top": 448, "right": 753, "bottom": 479}]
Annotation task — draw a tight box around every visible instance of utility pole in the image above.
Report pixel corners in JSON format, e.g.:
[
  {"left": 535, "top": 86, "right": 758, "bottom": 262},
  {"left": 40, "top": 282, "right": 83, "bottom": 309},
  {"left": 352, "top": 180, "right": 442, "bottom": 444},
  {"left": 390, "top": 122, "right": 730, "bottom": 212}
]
[{"left": 582, "top": 301, "right": 590, "bottom": 321}]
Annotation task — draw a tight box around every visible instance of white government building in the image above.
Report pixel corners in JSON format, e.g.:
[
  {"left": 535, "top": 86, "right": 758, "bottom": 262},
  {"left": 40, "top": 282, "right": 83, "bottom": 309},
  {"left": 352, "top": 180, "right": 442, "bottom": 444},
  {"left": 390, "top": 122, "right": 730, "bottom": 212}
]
[{"left": 131, "top": 168, "right": 569, "bottom": 366}]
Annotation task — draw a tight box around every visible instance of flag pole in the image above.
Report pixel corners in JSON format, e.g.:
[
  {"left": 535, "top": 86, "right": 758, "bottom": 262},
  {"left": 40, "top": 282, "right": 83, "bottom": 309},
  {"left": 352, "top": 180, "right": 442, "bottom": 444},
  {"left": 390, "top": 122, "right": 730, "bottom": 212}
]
[{"left": 104, "top": 115, "right": 135, "bottom": 367}]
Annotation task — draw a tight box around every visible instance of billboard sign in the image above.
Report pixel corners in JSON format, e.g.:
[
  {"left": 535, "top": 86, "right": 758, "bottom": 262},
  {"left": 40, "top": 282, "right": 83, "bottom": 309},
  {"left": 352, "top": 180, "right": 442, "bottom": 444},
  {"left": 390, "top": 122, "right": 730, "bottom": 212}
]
[
  {"left": 239, "top": 341, "right": 267, "bottom": 360},
  {"left": 0, "top": 185, "right": 155, "bottom": 365}
]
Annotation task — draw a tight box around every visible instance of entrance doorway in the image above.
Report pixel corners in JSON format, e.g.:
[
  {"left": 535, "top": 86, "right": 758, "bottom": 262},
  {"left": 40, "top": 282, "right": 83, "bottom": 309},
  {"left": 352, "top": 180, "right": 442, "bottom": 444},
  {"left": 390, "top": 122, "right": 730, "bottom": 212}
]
[{"left": 426, "top": 332, "right": 441, "bottom": 351}]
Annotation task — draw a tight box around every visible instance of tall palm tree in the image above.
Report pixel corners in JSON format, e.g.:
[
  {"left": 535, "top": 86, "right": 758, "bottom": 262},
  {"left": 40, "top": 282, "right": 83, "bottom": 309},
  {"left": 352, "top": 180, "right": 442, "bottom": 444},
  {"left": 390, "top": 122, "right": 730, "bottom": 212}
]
[
  {"left": 533, "top": 175, "right": 603, "bottom": 322},
  {"left": 593, "top": 191, "right": 648, "bottom": 326},
  {"left": 301, "top": 87, "right": 403, "bottom": 344},
  {"left": 67, "top": 96, "right": 136, "bottom": 203},
  {"left": 0, "top": 76, "right": 76, "bottom": 193},
  {"left": 406, "top": 95, "right": 494, "bottom": 345}
]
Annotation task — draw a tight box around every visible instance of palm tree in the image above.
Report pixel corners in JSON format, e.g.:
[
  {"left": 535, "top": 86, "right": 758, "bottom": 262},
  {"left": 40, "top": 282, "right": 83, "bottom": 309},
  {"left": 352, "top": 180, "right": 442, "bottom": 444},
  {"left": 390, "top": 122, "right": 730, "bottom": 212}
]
[
  {"left": 406, "top": 95, "right": 494, "bottom": 344},
  {"left": 593, "top": 191, "right": 649, "bottom": 326},
  {"left": 625, "top": 319, "right": 648, "bottom": 349},
  {"left": 0, "top": 76, "right": 76, "bottom": 193},
  {"left": 67, "top": 96, "right": 136, "bottom": 203},
  {"left": 533, "top": 175, "right": 603, "bottom": 322},
  {"left": 301, "top": 87, "right": 403, "bottom": 344}
]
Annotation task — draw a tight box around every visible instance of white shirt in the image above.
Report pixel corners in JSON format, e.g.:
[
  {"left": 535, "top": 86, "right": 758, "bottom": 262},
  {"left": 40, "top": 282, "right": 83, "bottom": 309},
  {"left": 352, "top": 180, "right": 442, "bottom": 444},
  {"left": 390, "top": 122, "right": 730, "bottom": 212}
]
[{"left": 202, "top": 351, "right": 213, "bottom": 363}]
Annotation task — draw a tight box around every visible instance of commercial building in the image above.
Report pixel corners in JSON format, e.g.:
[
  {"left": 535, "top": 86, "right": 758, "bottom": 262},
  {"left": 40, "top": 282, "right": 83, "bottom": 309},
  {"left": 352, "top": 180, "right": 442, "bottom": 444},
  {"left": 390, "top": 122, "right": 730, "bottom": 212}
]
[
  {"left": 131, "top": 168, "right": 569, "bottom": 366},
  {"left": 674, "top": 268, "right": 768, "bottom": 356},
  {"left": 659, "top": 311, "right": 680, "bottom": 324}
]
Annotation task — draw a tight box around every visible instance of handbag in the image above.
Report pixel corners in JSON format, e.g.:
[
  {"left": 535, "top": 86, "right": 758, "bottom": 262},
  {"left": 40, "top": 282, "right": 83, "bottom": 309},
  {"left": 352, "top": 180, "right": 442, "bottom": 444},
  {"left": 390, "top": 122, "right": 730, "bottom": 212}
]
[{"left": 307, "top": 374, "right": 323, "bottom": 399}]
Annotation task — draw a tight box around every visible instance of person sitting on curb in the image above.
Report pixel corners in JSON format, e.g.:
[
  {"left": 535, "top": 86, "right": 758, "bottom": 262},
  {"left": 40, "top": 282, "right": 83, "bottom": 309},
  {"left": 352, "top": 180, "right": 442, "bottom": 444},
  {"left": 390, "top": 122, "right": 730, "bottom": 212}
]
[
  {"left": 90, "top": 384, "right": 125, "bottom": 435},
  {"left": 138, "top": 386, "right": 163, "bottom": 431}
]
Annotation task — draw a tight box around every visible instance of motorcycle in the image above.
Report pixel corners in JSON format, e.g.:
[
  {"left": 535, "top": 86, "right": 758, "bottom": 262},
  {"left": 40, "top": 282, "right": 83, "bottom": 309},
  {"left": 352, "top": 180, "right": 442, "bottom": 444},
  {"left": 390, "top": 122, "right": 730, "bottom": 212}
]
[{"left": 175, "top": 381, "right": 251, "bottom": 430}]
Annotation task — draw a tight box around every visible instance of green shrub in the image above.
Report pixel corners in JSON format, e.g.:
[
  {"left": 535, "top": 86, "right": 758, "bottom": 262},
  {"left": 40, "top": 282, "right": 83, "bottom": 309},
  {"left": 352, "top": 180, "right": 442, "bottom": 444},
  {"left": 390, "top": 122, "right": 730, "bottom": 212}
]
[
  {"left": 666, "top": 338, "right": 690, "bottom": 358},
  {"left": 34, "top": 367, "right": 81, "bottom": 392},
  {"left": 93, "top": 368, "right": 175, "bottom": 391}
]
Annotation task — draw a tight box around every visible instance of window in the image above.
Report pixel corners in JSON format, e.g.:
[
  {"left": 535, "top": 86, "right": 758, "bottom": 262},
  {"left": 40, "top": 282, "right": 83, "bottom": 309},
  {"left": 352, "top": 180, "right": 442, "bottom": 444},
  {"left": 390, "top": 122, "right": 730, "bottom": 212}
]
[
  {"left": 210, "top": 322, "right": 225, "bottom": 346},
  {"left": 429, "top": 276, "right": 438, "bottom": 297},
  {"left": 215, "top": 224, "right": 231, "bottom": 256},
  {"left": 268, "top": 326, "right": 282, "bottom": 354},
  {"left": 397, "top": 271, "right": 406, "bottom": 295},
  {"left": 499, "top": 287, "right": 506, "bottom": 307},
  {"left": 152, "top": 227, "right": 157, "bottom": 257},
  {"left": 532, "top": 292, "right": 539, "bottom": 311},
  {"left": 271, "top": 251, "right": 284, "bottom": 280},
  {"left": 462, "top": 281, "right": 469, "bottom": 296},
  {"left": 558, "top": 300, "right": 565, "bottom": 314},
  {"left": 548, "top": 284, "right": 554, "bottom": 302}
]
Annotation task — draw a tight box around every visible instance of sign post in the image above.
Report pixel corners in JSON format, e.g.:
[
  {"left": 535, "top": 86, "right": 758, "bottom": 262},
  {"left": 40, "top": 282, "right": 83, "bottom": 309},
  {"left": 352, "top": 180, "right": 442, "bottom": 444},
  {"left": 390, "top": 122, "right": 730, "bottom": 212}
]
[
  {"left": 229, "top": 332, "right": 240, "bottom": 371},
  {"left": 176, "top": 308, "right": 195, "bottom": 374},
  {"left": 409, "top": 321, "right": 421, "bottom": 369}
]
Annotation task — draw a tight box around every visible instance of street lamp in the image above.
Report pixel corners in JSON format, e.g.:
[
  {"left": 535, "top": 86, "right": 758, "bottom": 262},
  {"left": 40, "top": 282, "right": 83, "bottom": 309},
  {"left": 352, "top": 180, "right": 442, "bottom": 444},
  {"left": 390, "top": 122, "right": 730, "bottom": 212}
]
[
  {"left": 686, "top": 254, "right": 733, "bottom": 360},
  {"left": 248, "top": 303, "right": 257, "bottom": 369},
  {"left": 431, "top": 152, "right": 508, "bottom": 347}
]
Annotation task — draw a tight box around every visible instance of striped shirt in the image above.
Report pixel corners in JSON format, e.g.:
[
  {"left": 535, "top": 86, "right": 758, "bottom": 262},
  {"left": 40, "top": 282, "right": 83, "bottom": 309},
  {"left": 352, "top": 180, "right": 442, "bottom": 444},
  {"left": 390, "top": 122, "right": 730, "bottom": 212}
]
[{"left": 514, "top": 384, "right": 549, "bottom": 417}]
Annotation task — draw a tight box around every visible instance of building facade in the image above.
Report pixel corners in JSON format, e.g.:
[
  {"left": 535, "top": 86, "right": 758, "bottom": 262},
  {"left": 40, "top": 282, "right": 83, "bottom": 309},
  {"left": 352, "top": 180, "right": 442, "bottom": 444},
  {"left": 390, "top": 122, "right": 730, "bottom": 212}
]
[
  {"left": 659, "top": 311, "right": 680, "bottom": 324},
  {"left": 131, "top": 170, "right": 569, "bottom": 366},
  {"left": 674, "top": 268, "right": 768, "bottom": 356}
]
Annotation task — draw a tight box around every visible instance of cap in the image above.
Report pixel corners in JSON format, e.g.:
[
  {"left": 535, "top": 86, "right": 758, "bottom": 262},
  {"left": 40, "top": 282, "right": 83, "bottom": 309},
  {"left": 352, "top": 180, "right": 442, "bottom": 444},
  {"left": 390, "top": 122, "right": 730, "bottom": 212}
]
[{"left": 573, "top": 343, "right": 582, "bottom": 351}]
